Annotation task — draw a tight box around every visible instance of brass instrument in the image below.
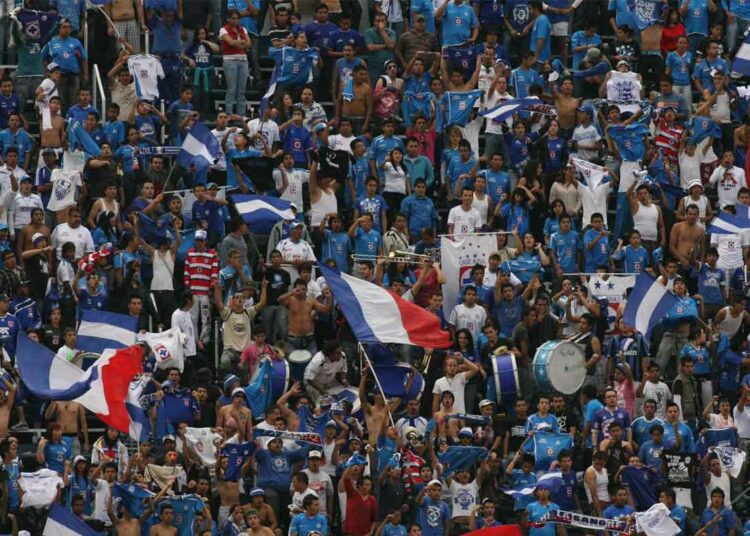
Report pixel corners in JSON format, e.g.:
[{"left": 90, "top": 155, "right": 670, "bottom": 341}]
[{"left": 351, "top": 250, "right": 432, "bottom": 264}]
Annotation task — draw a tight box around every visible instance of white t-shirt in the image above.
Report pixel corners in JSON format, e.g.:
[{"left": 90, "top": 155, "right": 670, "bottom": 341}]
[
  {"left": 277, "top": 238, "right": 316, "bottom": 263},
  {"left": 291, "top": 488, "right": 319, "bottom": 514},
  {"left": 127, "top": 55, "right": 165, "bottom": 101},
  {"left": 571, "top": 124, "right": 601, "bottom": 162},
  {"left": 211, "top": 127, "right": 237, "bottom": 171},
  {"left": 19, "top": 469, "right": 63, "bottom": 508},
  {"left": 328, "top": 134, "right": 355, "bottom": 154},
  {"left": 272, "top": 167, "right": 308, "bottom": 208},
  {"left": 712, "top": 232, "right": 749, "bottom": 271},
  {"left": 383, "top": 162, "right": 408, "bottom": 194},
  {"left": 447, "top": 205, "right": 481, "bottom": 240},
  {"left": 448, "top": 303, "right": 486, "bottom": 342},
  {"left": 709, "top": 165, "right": 746, "bottom": 209},
  {"left": 449, "top": 480, "right": 479, "bottom": 518},
  {"left": 247, "top": 118, "right": 280, "bottom": 151},
  {"left": 432, "top": 372, "right": 469, "bottom": 413},
  {"left": 577, "top": 182, "right": 610, "bottom": 228},
  {"left": 171, "top": 308, "right": 197, "bottom": 357},
  {"left": 734, "top": 404, "right": 750, "bottom": 439},
  {"left": 641, "top": 381, "right": 672, "bottom": 421},
  {"left": 47, "top": 169, "right": 81, "bottom": 212},
  {"left": 51, "top": 222, "right": 95, "bottom": 260},
  {"left": 679, "top": 150, "right": 702, "bottom": 189},
  {"left": 92, "top": 479, "right": 112, "bottom": 525},
  {"left": 483, "top": 90, "right": 512, "bottom": 135}
]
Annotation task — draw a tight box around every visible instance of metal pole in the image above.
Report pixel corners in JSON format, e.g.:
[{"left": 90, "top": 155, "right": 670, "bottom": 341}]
[
  {"left": 358, "top": 343, "right": 395, "bottom": 427},
  {"left": 214, "top": 320, "right": 219, "bottom": 371},
  {"left": 437, "top": 231, "right": 511, "bottom": 238},
  {"left": 564, "top": 272, "right": 639, "bottom": 277}
]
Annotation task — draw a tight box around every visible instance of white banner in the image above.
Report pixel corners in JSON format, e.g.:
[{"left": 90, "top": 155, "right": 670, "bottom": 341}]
[
  {"left": 587, "top": 275, "right": 636, "bottom": 331},
  {"left": 440, "top": 234, "right": 496, "bottom": 317},
  {"left": 635, "top": 503, "right": 681, "bottom": 536},
  {"left": 137, "top": 327, "right": 186, "bottom": 372},
  {"left": 571, "top": 157, "right": 609, "bottom": 190},
  {"left": 184, "top": 427, "right": 222, "bottom": 466}
]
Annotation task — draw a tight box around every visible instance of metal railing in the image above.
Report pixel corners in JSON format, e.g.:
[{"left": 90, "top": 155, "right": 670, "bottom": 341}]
[{"left": 92, "top": 64, "right": 106, "bottom": 119}]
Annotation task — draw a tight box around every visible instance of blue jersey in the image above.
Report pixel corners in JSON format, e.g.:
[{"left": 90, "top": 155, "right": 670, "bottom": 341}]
[
  {"left": 135, "top": 113, "right": 160, "bottom": 144},
  {"left": 353, "top": 227, "right": 382, "bottom": 256},
  {"left": 303, "top": 20, "right": 338, "bottom": 51},
  {"left": 583, "top": 228, "right": 610, "bottom": 272},
  {"left": 368, "top": 135, "right": 404, "bottom": 177},
  {"left": 612, "top": 245, "right": 650, "bottom": 273},
  {"left": 724, "top": 0, "right": 750, "bottom": 20},
  {"left": 639, "top": 440, "right": 665, "bottom": 471},
  {"left": 50, "top": 0, "right": 85, "bottom": 31},
  {"left": 103, "top": 120, "right": 126, "bottom": 148},
  {"left": 480, "top": 168, "right": 510, "bottom": 205},
  {"left": 11, "top": 297, "right": 40, "bottom": 331},
  {"left": 256, "top": 447, "right": 308, "bottom": 491},
  {"left": 355, "top": 195, "right": 389, "bottom": 232},
  {"left": 530, "top": 14, "right": 552, "bottom": 61},
  {"left": 191, "top": 199, "right": 223, "bottom": 236},
  {"left": 527, "top": 501, "right": 558, "bottom": 536},
  {"left": 419, "top": 497, "right": 450, "bottom": 536},
  {"left": 225, "top": 148, "right": 264, "bottom": 189},
  {"left": 545, "top": 137, "right": 566, "bottom": 174},
  {"left": 322, "top": 230, "right": 350, "bottom": 272},
  {"left": 474, "top": 0, "right": 504, "bottom": 24},
  {"left": 720, "top": 348, "right": 745, "bottom": 391},
  {"left": 166, "top": 100, "right": 193, "bottom": 145},
  {"left": 592, "top": 406, "right": 631, "bottom": 438},
  {"left": 0, "top": 93, "right": 19, "bottom": 130},
  {"left": 331, "top": 28, "right": 362, "bottom": 52},
  {"left": 42, "top": 36, "right": 86, "bottom": 74},
  {"left": 68, "top": 475, "right": 94, "bottom": 515},
  {"left": 227, "top": 0, "right": 260, "bottom": 34},
  {"left": 603, "top": 503, "right": 635, "bottom": 524},
  {"left": 621, "top": 465, "right": 657, "bottom": 510},
  {"left": 268, "top": 46, "right": 319, "bottom": 87},
  {"left": 631, "top": 416, "right": 664, "bottom": 447},
  {"left": 160, "top": 495, "right": 206, "bottom": 536},
  {"left": 500, "top": 203, "right": 530, "bottom": 235},
  {"left": 442, "top": 45, "right": 478, "bottom": 81},
  {"left": 663, "top": 421, "right": 696, "bottom": 454},
  {"left": 283, "top": 124, "right": 313, "bottom": 166},
  {"left": 695, "top": 264, "right": 724, "bottom": 305},
  {"left": 665, "top": 50, "right": 693, "bottom": 86},
  {"left": 700, "top": 507, "right": 737, "bottom": 536},
  {"left": 685, "top": 0, "right": 711, "bottom": 35},
  {"left": 525, "top": 413, "right": 559, "bottom": 434},
  {"left": 400, "top": 194, "right": 438, "bottom": 237},
  {"left": 505, "top": 131, "right": 538, "bottom": 174},
  {"left": 553, "top": 471, "right": 578, "bottom": 511},
  {"left": 0, "top": 128, "right": 32, "bottom": 167},
  {"left": 0, "top": 314, "right": 19, "bottom": 357},
  {"left": 43, "top": 441, "right": 71, "bottom": 474},
  {"left": 680, "top": 343, "right": 711, "bottom": 377},
  {"left": 441, "top": 1, "right": 478, "bottom": 46},
  {"left": 506, "top": 0, "right": 531, "bottom": 31},
  {"left": 65, "top": 104, "right": 97, "bottom": 124},
  {"left": 439, "top": 91, "right": 482, "bottom": 130},
  {"left": 549, "top": 230, "right": 582, "bottom": 274},
  {"left": 608, "top": 123, "right": 650, "bottom": 162},
  {"left": 570, "top": 31, "right": 602, "bottom": 70},
  {"left": 446, "top": 155, "right": 477, "bottom": 193},
  {"left": 290, "top": 513, "right": 329, "bottom": 536},
  {"left": 349, "top": 155, "right": 369, "bottom": 200},
  {"left": 693, "top": 57, "right": 729, "bottom": 92},
  {"left": 510, "top": 67, "right": 543, "bottom": 99}
]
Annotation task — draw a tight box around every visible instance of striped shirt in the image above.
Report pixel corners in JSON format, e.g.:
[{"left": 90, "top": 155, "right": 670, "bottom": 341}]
[
  {"left": 183, "top": 248, "right": 219, "bottom": 296},
  {"left": 655, "top": 119, "right": 684, "bottom": 166}
]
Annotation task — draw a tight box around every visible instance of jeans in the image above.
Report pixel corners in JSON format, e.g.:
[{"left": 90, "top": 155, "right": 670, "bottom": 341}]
[
  {"left": 613, "top": 191, "right": 632, "bottom": 243},
  {"left": 223, "top": 57, "right": 248, "bottom": 116},
  {"left": 219, "top": 348, "right": 241, "bottom": 377},
  {"left": 655, "top": 331, "right": 689, "bottom": 381},
  {"left": 673, "top": 84, "right": 692, "bottom": 115},
  {"left": 259, "top": 304, "right": 287, "bottom": 344},
  {"left": 189, "top": 293, "right": 212, "bottom": 345},
  {"left": 59, "top": 72, "right": 80, "bottom": 110},
  {"left": 483, "top": 132, "right": 509, "bottom": 162},
  {"left": 727, "top": 16, "right": 750, "bottom": 51},
  {"left": 12, "top": 75, "right": 43, "bottom": 112},
  {"left": 158, "top": 54, "right": 182, "bottom": 105}
]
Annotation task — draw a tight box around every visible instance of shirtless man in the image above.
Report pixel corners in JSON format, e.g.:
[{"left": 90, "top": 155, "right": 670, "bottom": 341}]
[
  {"left": 44, "top": 400, "right": 89, "bottom": 455},
  {"left": 109, "top": 475, "right": 175, "bottom": 535},
  {"left": 105, "top": 0, "right": 147, "bottom": 53},
  {"left": 245, "top": 509, "right": 275, "bottom": 536},
  {"left": 335, "top": 65, "right": 373, "bottom": 135},
  {"left": 244, "top": 490, "right": 281, "bottom": 536},
  {"left": 40, "top": 96, "right": 66, "bottom": 150},
  {"left": 217, "top": 458, "right": 244, "bottom": 526},
  {"left": 216, "top": 388, "right": 253, "bottom": 442},
  {"left": 150, "top": 504, "right": 177, "bottom": 536},
  {"left": 670, "top": 204, "right": 706, "bottom": 275},
  {"left": 633, "top": 0, "right": 666, "bottom": 90},
  {"left": 550, "top": 78, "right": 579, "bottom": 132},
  {"left": 0, "top": 375, "right": 16, "bottom": 437},
  {"left": 359, "top": 362, "right": 404, "bottom": 446},
  {"left": 278, "top": 280, "right": 332, "bottom": 353}
]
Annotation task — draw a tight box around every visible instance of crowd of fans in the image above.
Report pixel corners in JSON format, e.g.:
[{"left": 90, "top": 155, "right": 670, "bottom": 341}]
[{"left": 5, "top": 0, "right": 750, "bottom": 535}]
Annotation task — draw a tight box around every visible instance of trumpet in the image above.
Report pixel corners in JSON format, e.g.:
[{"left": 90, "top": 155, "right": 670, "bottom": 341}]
[{"left": 351, "top": 250, "right": 432, "bottom": 264}]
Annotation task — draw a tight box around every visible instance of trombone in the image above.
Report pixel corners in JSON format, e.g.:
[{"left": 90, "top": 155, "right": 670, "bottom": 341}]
[{"left": 351, "top": 250, "right": 432, "bottom": 264}]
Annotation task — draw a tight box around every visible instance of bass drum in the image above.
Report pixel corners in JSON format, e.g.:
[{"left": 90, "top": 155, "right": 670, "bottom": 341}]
[
  {"left": 486, "top": 353, "right": 520, "bottom": 409},
  {"left": 532, "top": 340, "right": 586, "bottom": 395}
]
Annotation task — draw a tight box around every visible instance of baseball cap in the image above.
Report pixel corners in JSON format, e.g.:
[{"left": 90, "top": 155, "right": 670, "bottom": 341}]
[
  {"left": 313, "top": 122, "right": 328, "bottom": 132},
  {"left": 231, "top": 387, "right": 246, "bottom": 398},
  {"left": 47, "top": 62, "right": 60, "bottom": 72},
  {"left": 458, "top": 427, "right": 474, "bottom": 438},
  {"left": 249, "top": 488, "right": 265, "bottom": 497},
  {"left": 163, "top": 434, "right": 176, "bottom": 442},
  {"left": 195, "top": 229, "right": 208, "bottom": 241},
  {"left": 688, "top": 179, "right": 703, "bottom": 190},
  {"left": 325, "top": 419, "right": 337, "bottom": 429},
  {"left": 290, "top": 221, "right": 304, "bottom": 229},
  {"left": 32, "top": 233, "right": 46, "bottom": 246},
  {"left": 415, "top": 14, "right": 426, "bottom": 21},
  {"left": 308, "top": 450, "right": 323, "bottom": 459},
  {"left": 478, "top": 399, "right": 494, "bottom": 409},
  {"left": 616, "top": 60, "right": 630, "bottom": 68},
  {"left": 73, "top": 455, "right": 88, "bottom": 464},
  {"left": 19, "top": 176, "right": 31, "bottom": 183},
  {"left": 427, "top": 479, "right": 443, "bottom": 489}
]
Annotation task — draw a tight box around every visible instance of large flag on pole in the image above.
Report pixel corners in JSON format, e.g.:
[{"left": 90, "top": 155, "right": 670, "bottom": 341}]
[
  {"left": 622, "top": 273, "right": 680, "bottom": 336},
  {"left": 17, "top": 332, "right": 145, "bottom": 440},
  {"left": 440, "top": 234, "right": 496, "bottom": 316},
  {"left": 176, "top": 122, "right": 221, "bottom": 170},
  {"left": 733, "top": 32, "right": 750, "bottom": 76},
  {"left": 44, "top": 502, "right": 99, "bottom": 535},
  {"left": 77, "top": 310, "right": 138, "bottom": 354},
  {"left": 230, "top": 194, "right": 296, "bottom": 234},
  {"left": 319, "top": 264, "right": 451, "bottom": 348}
]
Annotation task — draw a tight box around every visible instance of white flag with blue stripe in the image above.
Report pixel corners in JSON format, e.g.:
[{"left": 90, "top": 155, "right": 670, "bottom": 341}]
[
  {"left": 44, "top": 500, "right": 99, "bottom": 535},
  {"left": 480, "top": 97, "right": 534, "bottom": 123},
  {"left": 713, "top": 446, "right": 746, "bottom": 478},
  {"left": 622, "top": 273, "right": 680, "bottom": 336},
  {"left": 176, "top": 122, "right": 221, "bottom": 170},
  {"left": 230, "top": 194, "right": 295, "bottom": 234},
  {"left": 503, "top": 471, "right": 563, "bottom": 500},
  {"left": 708, "top": 212, "right": 750, "bottom": 235},
  {"left": 733, "top": 32, "right": 750, "bottom": 77},
  {"left": 77, "top": 310, "right": 138, "bottom": 354}
]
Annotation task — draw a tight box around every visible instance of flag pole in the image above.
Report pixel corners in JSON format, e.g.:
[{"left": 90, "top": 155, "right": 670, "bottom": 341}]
[{"left": 358, "top": 343, "right": 395, "bottom": 428}]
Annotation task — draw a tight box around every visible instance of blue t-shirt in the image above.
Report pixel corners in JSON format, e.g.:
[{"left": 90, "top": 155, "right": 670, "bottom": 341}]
[
  {"left": 50, "top": 0, "right": 85, "bottom": 31},
  {"left": 382, "top": 524, "right": 408, "bottom": 536},
  {"left": 160, "top": 495, "right": 206, "bottom": 536},
  {"left": 355, "top": 195, "right": 389, "bottom": 232},
  {"left": 227, "top": 0, "right": 260, "bottom": 34},
  {"left": 662, "top": 422, "right": 696, "bottom": 454},
  {"left": 419, "top": 497, "right": 450, "bottom": 536},
  {"left": 322, "top": 230, "right": 350, "bottom": 272},
  {"left": 255, "top": 447, "right": 308, "bottom": 491},
  {"left": 530, "top": 14, "right": 552, "bottom": 61},
  {"left": 527, "top": 501, "right": 559, "bottom": 536},
  {"left": 506, "top": 0, "right": 530, "bottom": 32},
  {"left": 225, "top": 147, "right": 264, "bottom": 189},
  {"left": 639, "top": 440, "right": 665, "bottom": 471},
  {"left": 289, "top": 513, "right": 329, "bottom": 536},
  {"left": 480, "top": 168, "right": 511, "bottom": 205},
  {"left": 0, "top": 128, "right": 32, "bottom": 167},
  {"left": 603, "top": 503, "right": 635, "bottom": 523},
  {"left": 510, "top": 67, "right": 543, "bottom": 99},
  {"left": 135, "top": 114, "right": 160, "bottom": 145},
  {"left": 666, "top": 51, "right": 693, "bottom": 86},
  {"left": 353, "top": 227, "right": 382, "bottom": 256},
  {"left": 148, "top": 14, "right": 182, "bottom": 55},
  {"left": 584, "top": 228, "right": 611, "bottom": 272},
  {"left": 283, "top": 124, "right": 313, "bottom": 166},
  {"left": 549, "top": 230, "right": 582, "bottom": 274},
  {"left": 42, "top": 36, "right": 87, "bottom": 74},
  {"left": 43, "top": 441, "right": 71, "bottom": 474},
  {"left": 570, "top": 31, "right": 602, "bottom": 70},
  {"left": 0, "top": 92, "right": 19, "bottom": 130},
  {"left": 693, "top": 57, "right": 729, "bottom": 92},
  {"left": 441, "top": 2, "right": 478, "bottom": 46},
  {"left": 700, "top": 507, "right": 737, "bottom": 536},
  {"left": 680, "top": 343, "right": 711, "bottom": 376},
  {"left": 612, "top": 245, "right": 650, "bottom": 273},
  {"left": 499, "top": 203, "right": 530, "bottom": 235},
  {"left": 631, "top": 416, "right": 664, "bottom": 447},
  {"left": 4, "top": 461, "right": 20, "bottom": 510},
  {"left": 554, "top": 471, "right": 578, "bottom": 511},
  {"left": 368, "top": 135, "right": 405, "bottom": 177},
  {"left": 695, "top": 264, "right": 725, "bottom": 305},
  {"left": 685, "top": 0, "right": 711, "bottom": 35}
]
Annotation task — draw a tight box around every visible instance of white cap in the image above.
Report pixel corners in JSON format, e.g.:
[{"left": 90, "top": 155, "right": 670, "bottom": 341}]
[
  {"left": 427, "top": 479, "right": 443, "bottom": 488},
  {"left": 195, "top": 229, "right": 208, "bottom": 240},
  {"left": 688, "top": 179, "right": 703, "bottom": 190}
]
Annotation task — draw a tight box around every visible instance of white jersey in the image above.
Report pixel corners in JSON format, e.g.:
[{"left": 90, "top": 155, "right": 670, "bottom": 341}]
[
  {"left": 449, "top": 480, "right": 479, "bottom": 518},
  {"left": 127, "top": 55, "right": 165, "bottom": 102},
  {"left": 10, "top": 193, "right": 43, "bottom": 228},
  {"left": 448, "top": 303, "right": 486, "bottom": 341},
  {"left": 578, "top": 182, "right": 610, "bottom": 227},
  {"left": 711, "top": 232, "right": 749, "bottom": 271},
  {"left": 211, "top": 127, "right": 237, "bottom": 171},
  {"left": 709, "top": 165, "right": 746, "bottom": 209},
  {"left": 272, "top": 167, "right": 308, "bottom": 209},
  {"left": 47, "top": 169, "right": 81, "bottom": 212},
  {"left": 51, "top": 222, "right": 94, "bottom": 260},
  {"left": 247, "top": 118, "right": 280, "bottom": 151},
  {"left": 447, "top": 205, "right": 481, "bottom": 240},
  {"left": 606, "top": 71, "right": 641, "bottom": 113}
]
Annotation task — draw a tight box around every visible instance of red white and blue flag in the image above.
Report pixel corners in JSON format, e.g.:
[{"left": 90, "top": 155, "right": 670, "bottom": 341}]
[
  {"left": 319, "top": 265, "right": 450, "bottom": 348},
  {"left": 16, "top": 332, "right": 148, "bottom": 441}
]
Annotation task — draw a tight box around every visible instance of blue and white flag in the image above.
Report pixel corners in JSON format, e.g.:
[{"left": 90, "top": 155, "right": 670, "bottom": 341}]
[
  {"left": 44, "top": 502, "right": 99, "bottom": 535},
  {"left": 126, "top": 375, "right": 151, "bottom": 442},
  {"left": 231, "top": 194, "right": 295, "bottom": 234},
  {"left": 112, "top": 482, "right": 154, "bottom": 519},
  {"left": 252, "top": 428, "right": 322, "bottom": 446},
  {"left": 66, "top": 120, "right": 101, "bottom": 159},
  {"left": 736, "top": 203, "right": 750, "bottom": 218},
  {"left": 622, "top": 272, "right": 680, "bottom": 336},
  {"left": 713, "top": 446, "right": 747, "bottom": 478},
  {"left": 533, "top": 432, "right": 573, "bottom": 471},
  {"left": 708, "top": 212, "right": 750, "bottom": 235},
  {"left": 176, "top": 122, "right": 221, "bottom": 171},
  {"left": 77, "top": 309, "right": 138, "bottom": 354},
  {"left": 480, "top": 98, "right": 535, "bottom": 123},
  {"left": 733, "top": 32, "right": 750, "bottom": 77},
  {"left": 698, "top": 427, "right": 737, "bottom": 457},
  {"left": 137, "top": 212, "right": 172, "bottom": 245},
  {"left": 631, "top": 0, "right": 665, "bottom": 31},
  {"left": 244, "top": 357, "right": 274, "bottom": 418},
  {"left": 139, "top": 146, "right": 181, "bottom": 157},
  {"left": 503, "top": 472, "right": 563, "bottom": 500}
]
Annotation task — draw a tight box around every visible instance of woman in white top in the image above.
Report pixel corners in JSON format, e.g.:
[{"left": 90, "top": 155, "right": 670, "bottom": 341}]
[
  {"left": 381, "top": 147, "right": 411, "bottom": 223},
  {"left": 136, "top": 215, "right": 181, "bottom": 328},
  {"left": 471, "top": 176, "right": 492, "bottom": 229}
]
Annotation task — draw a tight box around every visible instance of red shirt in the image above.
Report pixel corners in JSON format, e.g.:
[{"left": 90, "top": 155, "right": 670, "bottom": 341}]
[
  {"left": 343, "top": 478, "right": 378, "bottom": 536},
  {"left": 660, "top": 23, "right": 686, "bottom": 54}
]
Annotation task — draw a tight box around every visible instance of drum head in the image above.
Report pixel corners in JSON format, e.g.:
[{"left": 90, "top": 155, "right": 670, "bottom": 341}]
[
  {"left": 546, "top": 341, "right": 586, "bottom": 395},
  {"left": 288, "top": 349, "right": 313, "bottom": 364}
]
